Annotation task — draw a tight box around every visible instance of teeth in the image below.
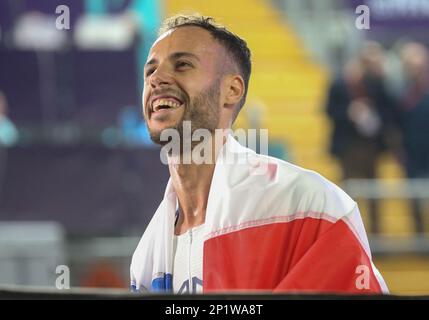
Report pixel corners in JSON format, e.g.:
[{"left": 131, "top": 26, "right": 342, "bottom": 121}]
[{"left": 152, "top": 98, "right": 182, "bottom": 111}]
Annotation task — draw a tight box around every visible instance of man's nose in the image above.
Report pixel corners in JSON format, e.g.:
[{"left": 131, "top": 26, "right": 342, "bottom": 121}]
[{"left": 149, "top": 67, "right": 172, "bottom": 88}]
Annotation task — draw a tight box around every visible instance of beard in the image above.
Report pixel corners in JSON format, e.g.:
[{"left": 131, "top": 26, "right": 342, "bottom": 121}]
[{"left": 148, "top": 80, "right": 221, "bottom": 148}]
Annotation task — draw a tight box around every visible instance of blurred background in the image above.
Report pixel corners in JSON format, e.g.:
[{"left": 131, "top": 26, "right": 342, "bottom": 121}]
[{"left": 0, "top": 0, "right": 428, "bottom": 295}]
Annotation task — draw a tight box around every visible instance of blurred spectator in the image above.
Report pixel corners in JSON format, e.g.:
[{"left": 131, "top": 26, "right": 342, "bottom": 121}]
[
  {"left": 325, "top": 41, "right": 397, "bottom": 234},
  {"left": 384, "top": 39, "right": 410, "bottom": 101},
  {"left": 397, "top": 42, "right": 429, "bottom": 234},
  {"left": 0, "top": 92, "right": 18, "bottom": 146}
]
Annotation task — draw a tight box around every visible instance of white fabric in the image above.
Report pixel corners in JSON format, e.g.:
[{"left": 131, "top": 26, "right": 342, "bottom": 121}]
[
  {"left": 130, "top": 134, "right": 388, "bottom": 292},
  {"left": 172, "top": 224, "right": 204, "bottom": 294}
]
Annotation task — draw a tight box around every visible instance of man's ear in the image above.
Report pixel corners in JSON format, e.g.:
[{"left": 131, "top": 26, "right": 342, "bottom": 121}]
[{"left": 223, "top": 74, "right": 245, "bottom": 108}]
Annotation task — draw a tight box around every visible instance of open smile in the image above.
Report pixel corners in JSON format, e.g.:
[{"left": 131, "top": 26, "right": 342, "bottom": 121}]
[{"left": 149, "top": 96, "right": 184, "bottom": 119}]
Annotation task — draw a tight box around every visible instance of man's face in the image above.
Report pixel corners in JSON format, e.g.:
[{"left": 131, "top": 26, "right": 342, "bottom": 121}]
[{"left": 143, "top": 26, "right": 225, "bottom": 145}]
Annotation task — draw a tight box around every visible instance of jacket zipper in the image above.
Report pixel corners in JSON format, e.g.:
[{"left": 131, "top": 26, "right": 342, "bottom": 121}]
[{"left": 188, "top": 228, "right": 193, "bottom": 290}]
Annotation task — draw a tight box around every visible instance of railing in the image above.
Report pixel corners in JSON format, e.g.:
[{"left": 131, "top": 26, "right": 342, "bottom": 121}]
[{"left": 342, "top": 178, "right": 429, "bottom": 255}]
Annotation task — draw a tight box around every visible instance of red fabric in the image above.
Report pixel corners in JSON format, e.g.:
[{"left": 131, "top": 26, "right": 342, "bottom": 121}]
[{"left": 203, "top": 217, "right": 382, "bottom": 294}]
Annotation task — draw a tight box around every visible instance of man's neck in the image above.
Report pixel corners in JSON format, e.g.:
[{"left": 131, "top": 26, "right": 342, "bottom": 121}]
[
  {"left": 170, "top": 162, "right": 215, "bottom": 235},
  {"left": 169, "top": 134, "right": 226, "bottom": 235}
]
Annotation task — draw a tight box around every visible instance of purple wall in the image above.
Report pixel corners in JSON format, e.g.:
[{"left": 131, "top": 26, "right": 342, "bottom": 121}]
[
  {"left": 348, "top": 0, "right": 429, "bottom": 45},
  {"left": 0, "top": 145, "right": 169, "bottom": 236},
  {"left": 0, "top": 49, "right": 139, "bottom": 126}
]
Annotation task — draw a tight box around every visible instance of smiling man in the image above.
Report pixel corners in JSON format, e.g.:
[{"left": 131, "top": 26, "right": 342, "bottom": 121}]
[{"left": 130, "top": 14, "right": 388, "bottom": 295}]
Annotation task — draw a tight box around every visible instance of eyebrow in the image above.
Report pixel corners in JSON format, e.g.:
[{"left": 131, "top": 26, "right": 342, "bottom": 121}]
[{"left": 145, "top": 52, "right": 200, "bottom": 68}]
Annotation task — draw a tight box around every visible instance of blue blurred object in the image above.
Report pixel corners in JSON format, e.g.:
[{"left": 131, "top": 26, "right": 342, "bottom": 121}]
[
  {"left": 0, "top": 116, "right": 18, "bottom": 147},
  {"left": 118, "top": 106, "right": 154, "bottom": 147}
]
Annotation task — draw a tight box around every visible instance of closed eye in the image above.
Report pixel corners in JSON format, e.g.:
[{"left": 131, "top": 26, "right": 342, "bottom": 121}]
[{"left": 176, "top": 61, "right": 192, "bottom": 69}]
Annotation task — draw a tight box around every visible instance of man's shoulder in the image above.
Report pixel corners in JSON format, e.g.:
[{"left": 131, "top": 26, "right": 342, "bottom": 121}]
[
  {"left": 230, "top": 139, "right": 345, "bottom": 196},
  {"left": 250, "top": 151, "right": 333, "bottom": 189},
  {"left": 277, "top": 158, "right": 342, "bottom": 195},
  {"left": 250, "top": 152, "right": 356, "bottom": 219}
]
